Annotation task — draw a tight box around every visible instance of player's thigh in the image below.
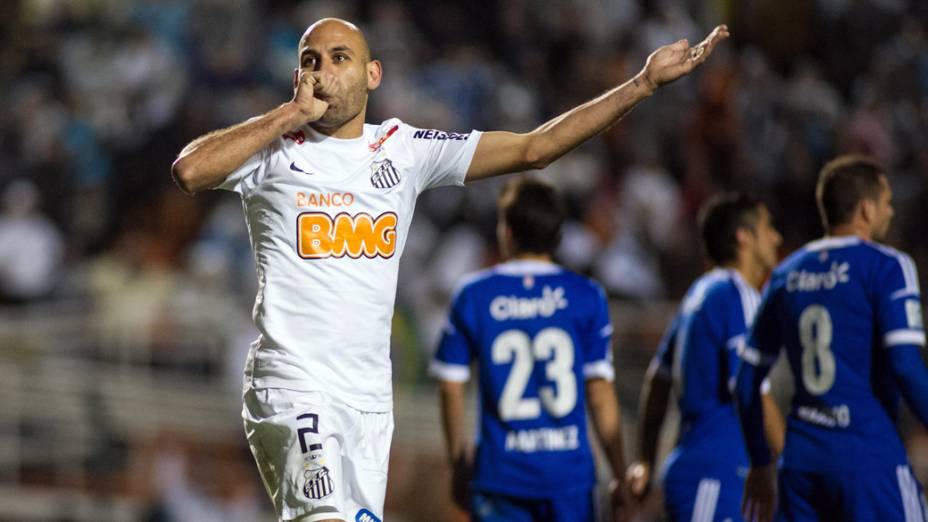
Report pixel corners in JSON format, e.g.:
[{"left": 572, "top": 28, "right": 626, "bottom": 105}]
[
  {"left": 243, "top": 387, "right": 351, "bottom": 522},
  {"left": 842, "top": 464, "right": 928, "bottom": 522},
  {"left": 662, "top": 470, "right": 743, "bottom": 522},
  {"left": 340, "top": 409, "right": 393, "bottom": 521},
  {"left": 470, "top": 491, "right": 538, "bottom": 522}
]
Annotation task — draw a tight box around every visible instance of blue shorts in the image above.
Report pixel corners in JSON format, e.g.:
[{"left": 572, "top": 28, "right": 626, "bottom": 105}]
[
  {"left": 778, "top": 465, "right": 928, "bottom": 522},
  {"left": 470, "top": 489, "right": 595, "bottom": 522},
  {"left": 662, "top": 464, "right": 745, "bottom": 522}
]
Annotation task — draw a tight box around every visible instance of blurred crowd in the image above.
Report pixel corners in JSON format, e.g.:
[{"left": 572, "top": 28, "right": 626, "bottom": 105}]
[
  {"left": 2, "top": 0, "right": 927, "bottom": 325},
  {"left": 1, "top": 0, "right": 928, "bottom": 518}
]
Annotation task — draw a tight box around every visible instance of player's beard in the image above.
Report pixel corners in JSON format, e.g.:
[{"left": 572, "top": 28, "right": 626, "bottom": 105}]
[{"left": 315, "top": 82, "right": 368, "bottom": 129}]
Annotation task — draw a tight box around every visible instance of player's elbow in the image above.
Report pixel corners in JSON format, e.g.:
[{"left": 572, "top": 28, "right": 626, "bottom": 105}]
[
  {"left": 171, "top": 156, "right": 203, "bottom": 195},
  {"left": 523, "top": 134, "right": 556, "bottom": 170}
]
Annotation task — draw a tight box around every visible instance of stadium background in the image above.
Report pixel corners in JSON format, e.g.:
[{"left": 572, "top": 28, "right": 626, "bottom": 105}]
[{"left": 1, "top": 0, "right": 927, "bottom": 520}]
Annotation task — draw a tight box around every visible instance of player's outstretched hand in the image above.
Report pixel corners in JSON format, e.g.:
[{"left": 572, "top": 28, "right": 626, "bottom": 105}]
[
  {"left": 625, "top": 461, "right": 651, "bottom": 503},
  {"left": 742, "top": 465, "right": 776, "bottom": 522},
  {"left": 637, "top": 25, "right": 730, "bottom": 91},
  {"left": 292, "top": 70, "right": 331, "bottom": 123}
]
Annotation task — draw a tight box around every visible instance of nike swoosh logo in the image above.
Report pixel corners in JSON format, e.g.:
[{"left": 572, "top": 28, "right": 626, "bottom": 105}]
[{"left": 289, "top": 161, "right": 312, "bottom": 175}]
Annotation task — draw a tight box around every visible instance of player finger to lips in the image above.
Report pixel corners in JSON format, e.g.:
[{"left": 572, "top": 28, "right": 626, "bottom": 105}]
[{"left": 311, "top": 71, "right": 336, "bottom": 97}]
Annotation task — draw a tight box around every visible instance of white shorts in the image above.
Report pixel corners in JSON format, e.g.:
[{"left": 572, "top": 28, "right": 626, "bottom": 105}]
[{"left": 242, "top": 387, "right": 393, "bottom": 521}]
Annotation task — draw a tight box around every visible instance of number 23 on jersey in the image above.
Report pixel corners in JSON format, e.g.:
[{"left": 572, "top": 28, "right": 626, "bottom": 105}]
[{"left": 492, "top": 327, "right": 578, "bottom": 421}]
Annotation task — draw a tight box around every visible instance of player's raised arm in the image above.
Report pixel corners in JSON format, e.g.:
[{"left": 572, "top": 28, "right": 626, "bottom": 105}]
[
  {"left": 171, "top": 70, "right": 333, "bottom": 194},
  {"left": 466, "top": 25, "right": 729, "bottom": 181}
]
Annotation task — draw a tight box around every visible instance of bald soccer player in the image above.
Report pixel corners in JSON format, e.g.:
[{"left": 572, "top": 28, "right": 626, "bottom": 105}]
[{"left": 172, "top": 18, "right": 729, "bottom": 522}]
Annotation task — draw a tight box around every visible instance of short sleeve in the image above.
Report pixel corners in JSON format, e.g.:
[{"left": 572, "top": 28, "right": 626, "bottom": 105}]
[
  {"left": 403, "top": 124, "right": 482, "bottom": 193},
  {"left": 215, "top": 144, "right": 273, "bottom": 195},
  {"left": 429, "top": 289, "right": 476, "bottom": 382},
  {"left": 581, "top": 283, "right": 614, "bottom": 381},
  {"left": 876, "top": 252, "right": 925, "bottom": 348}
]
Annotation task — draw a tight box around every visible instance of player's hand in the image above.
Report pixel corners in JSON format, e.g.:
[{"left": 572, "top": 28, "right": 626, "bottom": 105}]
[
  {"left": 625, "top": 461, "right": 651, "bottom": 503},
  {"left": 636, "top": 25, "right": 730, "bottom": 91},
  {"left": 609, "top": 478, "right": 633, "bottom": 522},
  {"left": 450, "top": 450, "right": 471, "bottom": 511},
  {"left": 292, "top": 70, "right": 331, "bottom": 123},
  {"left": 742, "top": 464, "right": 776, "bottom": 522}
]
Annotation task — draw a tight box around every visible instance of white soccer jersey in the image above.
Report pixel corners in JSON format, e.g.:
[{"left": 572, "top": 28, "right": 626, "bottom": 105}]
[{"left": 220, "top": 118, "right": 482, "bottom": 412}]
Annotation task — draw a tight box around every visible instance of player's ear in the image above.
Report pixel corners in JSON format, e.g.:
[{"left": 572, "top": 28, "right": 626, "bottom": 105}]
[
  {"left": 859, "top": 198, "right": 876, "bottom": 226},
  {"left": 735, "top": 226, "right": 752, "bottom": 249},
  {"left": 293, "top": 68, "right": 299, "bottom": 90},
  {"left": 367, "top": 59, "right": 382, "bottom": 91}
]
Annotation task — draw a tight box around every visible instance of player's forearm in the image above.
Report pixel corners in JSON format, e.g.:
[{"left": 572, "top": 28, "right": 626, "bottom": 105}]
[
  {"left": 636, "top": 369, "right": 670, "bottom": 469},
  {"left": 587, "top": 379, "right": 628, "bottom": 478},
  {"left": 735, "top": 362, "right": 772, "bottom": 467},
  {"left": 761, "top": 392, "right": 785, "bottom": 457},
  {"left": 523, "top": 76, "right": 654, "bottom": 170},
  {"left": 438, "top": 380, "right": 468, "bottom": 464},
  {"left": 172, "top": 102, "right": 308, "bottom": 194},
  {"left": 889, "top": 344, "right": 928, "bottom": 427}
]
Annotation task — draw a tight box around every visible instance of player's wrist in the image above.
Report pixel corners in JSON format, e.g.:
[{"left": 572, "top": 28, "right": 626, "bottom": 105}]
[
  {"left": 282, "top": 100, "right": 316, "bottom": 125},
  {"left": 632, "top": 71, "right": 658, "bottom": 96}
]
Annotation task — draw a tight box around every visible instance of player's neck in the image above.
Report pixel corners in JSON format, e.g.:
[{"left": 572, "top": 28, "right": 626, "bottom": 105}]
[
  {"left": 511, "top": 253, "right": 553, "bottom": 263},
  {"left": 727, "top": 260, "right": 765, "bottom": 290},
  {"left": 828, "top": 223, "right": 870, "bottom": 242}
]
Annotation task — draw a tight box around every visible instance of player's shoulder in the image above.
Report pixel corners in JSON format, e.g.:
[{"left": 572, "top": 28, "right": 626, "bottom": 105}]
[
  {"left": 769, "top": 236, "right": 858, "bottom": 278},
  {"left": 794, "top": 235, "right": 914, "bottom": 270},
  {"left": 864, "top": 240, "right": 916, "bottom": 267},
  {"left": 697, "top": 267, "right": 733, "bottom": 287},
  {"left": 385, "top": 119, "right": 475, "bottom": 142},
  {"left": 546, "top": 265, "right": 607, "bottom": 295},
  {"left": 448, "top": 266, "right": 499, "bottom": 303},
  {"left": 683, "top": 268, "right": 735, "bottom": 308}
]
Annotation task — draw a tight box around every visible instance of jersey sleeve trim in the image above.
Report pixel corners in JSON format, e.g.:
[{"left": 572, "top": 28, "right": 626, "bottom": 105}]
[
  {"left": 891, "top": 288, "right": 921, "bottom": 300},
  {"left": 428, "top": 360, "right": 471, "bottom": 382},
  {"left": 583, "top": 360, "right": 615, "bottom": 382},
  {"left": 727, "top": 334, "right": 745, "bottom": 351},
  {"left": 760, "top": 378, "right": 772, "bottom": 394},
  {"left": 885, "top": 329, "right": 927, "bottom": 347}
]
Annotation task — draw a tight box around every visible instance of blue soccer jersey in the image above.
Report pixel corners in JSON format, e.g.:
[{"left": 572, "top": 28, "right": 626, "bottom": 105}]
[
  {"left": 742, "top": 236, "right": 926, "bottom": 472},
  {"left": 430, "top": 259, "right": 614, "bottom": 500},
  {"left": 654, "top": 268, "right": 760, "bottom": 470},
  {"left": 652, "top": 268, "right": 762, "bottom": 522}
]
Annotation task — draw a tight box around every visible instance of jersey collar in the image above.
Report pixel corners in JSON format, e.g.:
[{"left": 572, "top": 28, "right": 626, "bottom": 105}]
[
  {"left": 805, "top": 235, "right": 861, "bottom": 252},
  {"left": 494, "top": 259, "right": 563, "bottom": 276}
]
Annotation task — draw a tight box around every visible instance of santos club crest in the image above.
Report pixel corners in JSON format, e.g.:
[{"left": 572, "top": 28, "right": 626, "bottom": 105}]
[
  {"left": 371, "top": 159, "right": 400, "bottom": 189},
  {"left": 303, "top": 466, "right": 334, "bottom": 500}
]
